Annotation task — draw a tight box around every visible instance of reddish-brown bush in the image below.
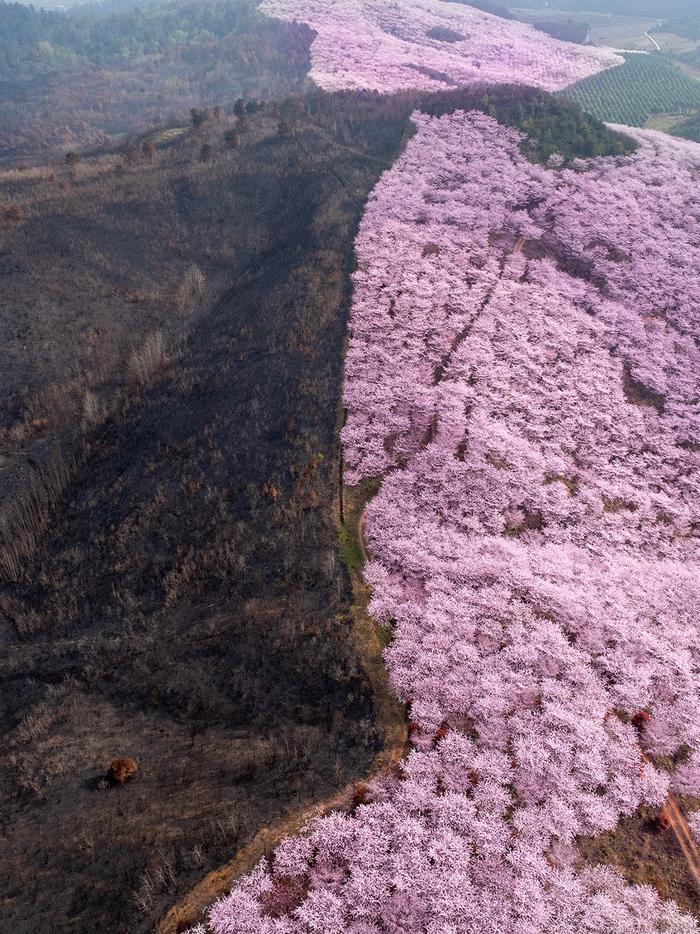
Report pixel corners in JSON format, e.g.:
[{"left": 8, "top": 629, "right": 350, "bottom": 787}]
[
  {"left": 260, "top": 875, "right": 309, "bottom": 918},
  {"left": 351, "top": 780, "right": 370, "bottom": 809},
  {"left": 107, "top": 757, "right": 138, "bottom": 785},
  {"left": 631, "top": 710, "right": 651, "bottom": 730}
]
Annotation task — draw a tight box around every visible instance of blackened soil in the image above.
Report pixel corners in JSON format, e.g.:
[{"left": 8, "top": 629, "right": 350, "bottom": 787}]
[{"left": 0, "top": 96, "right": 414, "bottom": 933}]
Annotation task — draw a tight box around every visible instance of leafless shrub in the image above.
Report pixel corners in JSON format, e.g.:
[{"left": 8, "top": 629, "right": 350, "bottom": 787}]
[
  {"left": 132, "top": 849, "right": 176, "bottom": 914},
  {"left": 127, "top": 330, "right": 168, "bottom": 386},
  {"left": 15, "top": 704, "right": 56, "bottom": 745},
  {"left": 8, "top": 421, "right": 31, "bottom": 444},
  {"left": 12, "top": 607, "right": 43, "bottom": 638},
  {"left": 133, "top": 872, "right": 156, "bottom": 914},
  {"left": 174, "top": 263, "right": 206, "bottom": 317},
  {"left": 25, "top": 378, "right": 82, "bottom": 429},
  {"left": 190, "top": 843, "right": 205, "bottom": 868},
  {"left": 81, "top": 388, "right": 103, "bottom": 430},
  {"left": 163, "top": 551, "right": 198, "bottom": 607},
  {"left": 1, "top": 203, "right": 26, "bottom": 225},
  {"left": 208, "top": 808, "right": 241, "bottom": 847},
  {"left": 0, "top": 448, "right": 78, "bottom": 582},
  {"left": 19, "top": 368, "right": 110, "bottom": 438},
  {"left": 8, "top": 680, "right": 80, "bottom": 795}
]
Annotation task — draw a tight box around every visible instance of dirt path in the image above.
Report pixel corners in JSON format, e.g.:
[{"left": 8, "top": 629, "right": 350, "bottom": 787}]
[
  {"left": 357, "top": 508, "right": 369, "bottom": 565},
  {"left": 663, "top": 795, "right": 700, "bottom": 889},
  {"left": 156, "top": 791, "right": 348, "bottom": 934},
  {"left": 645, "top": 31, "right": 662, "bottom": 52},
  {"left": 638, "top": 745, "right": 700, "bottom": 894},
  {"left": 156, "top": 738, "right": 408, "bottom": 934},
  {"left": 432, "top": 236, "right": 524, "bottom": 390}
]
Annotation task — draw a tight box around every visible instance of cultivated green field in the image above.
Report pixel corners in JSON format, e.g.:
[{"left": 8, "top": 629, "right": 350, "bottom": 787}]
[{"left": 561, "top": 53, "right": 700, "bottom": 127}]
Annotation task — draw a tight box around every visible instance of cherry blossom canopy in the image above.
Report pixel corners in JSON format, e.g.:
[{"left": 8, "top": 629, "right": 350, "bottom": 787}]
[{"left": 259, "top": 0, "right": 623, "bottom": 93}]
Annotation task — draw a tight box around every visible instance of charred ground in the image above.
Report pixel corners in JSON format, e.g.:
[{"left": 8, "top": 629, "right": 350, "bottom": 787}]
[{"left": 0, "top": 96, "right": 412, "bottom": 934}]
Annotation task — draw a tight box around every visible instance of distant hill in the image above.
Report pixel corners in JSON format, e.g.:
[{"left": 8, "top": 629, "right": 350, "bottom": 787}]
[
  {"left": 0, "top": 0, "right": 279, "bottom": 79},
  {"left": 657, "top": 12, "right": 700, "bottom": 41},
  {"left": 0, "top": 0, "right": 313, "bottom": 160},
  {"left": 516, "top": 0, "right": 698, "bottom": 16}
]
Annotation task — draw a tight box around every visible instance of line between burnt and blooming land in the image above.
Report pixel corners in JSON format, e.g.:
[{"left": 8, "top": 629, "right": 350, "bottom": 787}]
[{"left": 156, "top": 484, "right": 408, "bottom": 934}]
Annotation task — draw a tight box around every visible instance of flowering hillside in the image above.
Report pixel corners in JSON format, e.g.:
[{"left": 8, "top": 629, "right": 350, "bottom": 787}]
[
  {"left": 204, "top": 112, "right": 700, "bottom": 932},
  {"left": 259, "top": 0, "right": 622, "bottom": 92}
]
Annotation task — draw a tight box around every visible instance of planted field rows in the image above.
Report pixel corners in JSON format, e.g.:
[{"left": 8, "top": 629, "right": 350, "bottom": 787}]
[{"left": 562, "top": 54, "right": 700, "bottom": 127}]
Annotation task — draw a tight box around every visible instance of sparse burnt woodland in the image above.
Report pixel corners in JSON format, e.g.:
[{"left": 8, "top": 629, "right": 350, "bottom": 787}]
[
  {"left": 0, "top": 0, "right": 313, "bottom": 162},
  {"left": 0, "top": 96, "right": 413, "bottom": 933}
]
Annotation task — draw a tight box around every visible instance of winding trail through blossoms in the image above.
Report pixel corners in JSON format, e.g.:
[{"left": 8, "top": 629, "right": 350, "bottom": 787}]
[
  {"left": 357, "top": 509, "right": 369, "bottom": 566},
  {"left": 644, "top": 739, "right": 700, "bottom": 892}
]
